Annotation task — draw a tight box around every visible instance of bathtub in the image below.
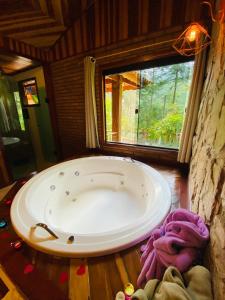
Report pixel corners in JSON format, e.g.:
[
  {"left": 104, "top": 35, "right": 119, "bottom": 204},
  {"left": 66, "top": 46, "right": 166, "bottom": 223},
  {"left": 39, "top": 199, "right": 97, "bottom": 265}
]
[{"left": 11, "top": 156, "right": 171, "bottom": 257}]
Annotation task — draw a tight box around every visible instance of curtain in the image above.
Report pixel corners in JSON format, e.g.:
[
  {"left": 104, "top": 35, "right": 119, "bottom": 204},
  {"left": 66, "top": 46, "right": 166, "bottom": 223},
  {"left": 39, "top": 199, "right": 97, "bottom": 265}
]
[
  {"left": 84, "top": 56, "right": 99, "bottom": 148},
  {"left": 178, "top": 49, "right": 207, "bottom": 163}
]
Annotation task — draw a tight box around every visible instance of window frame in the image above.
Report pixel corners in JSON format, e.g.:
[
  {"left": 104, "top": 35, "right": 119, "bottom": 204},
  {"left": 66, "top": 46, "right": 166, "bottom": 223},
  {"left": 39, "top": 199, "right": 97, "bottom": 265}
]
[
  {"left": 101, "top": 55, "right": 194, "bottom": 153},
  {"left": 97, "top": 54, "right": 195, "bottom": 167}
]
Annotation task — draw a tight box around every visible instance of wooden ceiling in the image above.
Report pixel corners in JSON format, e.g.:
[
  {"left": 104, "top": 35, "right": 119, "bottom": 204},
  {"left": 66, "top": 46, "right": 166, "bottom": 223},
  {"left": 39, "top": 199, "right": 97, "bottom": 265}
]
[
  {"left": 0, "top": 0, "right": 90, "bottom": 48},
  {"left": 0, "top": 0, "right": 211, "bottom": 63},
  {"left": 51, "top": 0, "right": 211, "bottom": 61},
  {"left": 105, "top": 72, "right": 141, "bottom": 92},
  {"left": 0, "top": 50, "right": 39, "bottom": 74}
]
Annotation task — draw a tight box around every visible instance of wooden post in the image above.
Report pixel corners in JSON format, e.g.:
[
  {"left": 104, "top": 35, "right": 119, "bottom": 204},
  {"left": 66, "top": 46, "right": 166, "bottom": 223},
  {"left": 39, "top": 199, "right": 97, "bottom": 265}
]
[
  {"left": 112, "top": 75, "right": 123, "bottom": 142},
  {"left": 43, "top": 63, "right": 62, "bottom": 160}
]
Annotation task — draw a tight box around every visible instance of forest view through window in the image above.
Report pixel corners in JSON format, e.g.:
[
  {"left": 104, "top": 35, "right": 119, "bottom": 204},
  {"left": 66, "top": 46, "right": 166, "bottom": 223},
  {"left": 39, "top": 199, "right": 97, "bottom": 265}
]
[{"left": 104, "top": 59, "right": 194, "bottom": 149}]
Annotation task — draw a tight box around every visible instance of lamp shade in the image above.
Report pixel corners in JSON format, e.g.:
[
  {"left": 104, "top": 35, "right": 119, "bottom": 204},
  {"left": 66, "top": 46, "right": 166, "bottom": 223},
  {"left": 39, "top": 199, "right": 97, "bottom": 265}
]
[{"left": 173, "top": 23, "right": 211, "bottom": 56}]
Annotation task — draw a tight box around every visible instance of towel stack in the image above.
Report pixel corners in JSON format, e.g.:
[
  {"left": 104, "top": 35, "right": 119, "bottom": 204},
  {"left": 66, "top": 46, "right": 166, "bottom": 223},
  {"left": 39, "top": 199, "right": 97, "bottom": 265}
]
[
  {"left": 115, "top": 209, "right": 212, "bottom": 300},
  {"left": 137, "top": 209, "right": 209, "bottom": 287}
]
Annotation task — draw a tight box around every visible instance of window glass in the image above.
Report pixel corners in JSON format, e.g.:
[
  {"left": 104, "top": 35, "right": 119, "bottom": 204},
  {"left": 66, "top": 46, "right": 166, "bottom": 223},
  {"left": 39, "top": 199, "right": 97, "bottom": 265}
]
[{"left": 104, "top": 60, "right": 194, "bottom": 149}]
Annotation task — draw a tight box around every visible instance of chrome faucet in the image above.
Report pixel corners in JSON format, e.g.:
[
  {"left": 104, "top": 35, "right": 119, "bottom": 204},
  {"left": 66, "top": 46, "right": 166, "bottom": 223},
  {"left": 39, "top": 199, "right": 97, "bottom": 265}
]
[{"left": 34, "top": 223, "right": 58, "bottom": 239}]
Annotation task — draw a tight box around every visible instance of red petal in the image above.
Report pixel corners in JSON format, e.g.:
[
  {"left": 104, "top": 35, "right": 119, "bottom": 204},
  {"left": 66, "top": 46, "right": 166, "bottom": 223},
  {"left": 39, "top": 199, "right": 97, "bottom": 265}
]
[
  {"left": 5, "top": 199, "right": 12, "bottom": 205},
  {"left": 59, "top": 272, "right": 68, "bottom": 284},
  {"left": 0, "top": 232, "right": 10, "bottom": 239},
  {"left": 24, "top": 264, "right": 34, "bottom": 274},
  {"left": 76, "top": 264, "right": 86, "bottom": 276}
]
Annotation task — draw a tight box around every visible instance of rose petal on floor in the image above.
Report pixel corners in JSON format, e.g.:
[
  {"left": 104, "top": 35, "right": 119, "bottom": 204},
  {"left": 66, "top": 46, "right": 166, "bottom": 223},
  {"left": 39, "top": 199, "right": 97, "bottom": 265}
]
[
  {"left": 76, "top": 264, "right": 86, "bottom": 276},
  {"left": 24, "top": 264, "right": 34, "bottom": 275},
  {"left": 59, "top": 272, "right": 69, "bottom": 284}
]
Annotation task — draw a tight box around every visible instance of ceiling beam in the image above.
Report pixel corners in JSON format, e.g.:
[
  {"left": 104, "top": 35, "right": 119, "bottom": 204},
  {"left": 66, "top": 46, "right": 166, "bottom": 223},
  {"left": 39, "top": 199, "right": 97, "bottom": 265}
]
[
  {"left": 0, "top": 17, "right": 59, "bottom": 33},
  {"left": 8, "top": 25, "right": 65, "bottom": 39},
  {"left": 38, "top": 0, "right": 48, "bottom": 15},
  {"left": 0, "top": 10, "right": 44, "bottom": 21},
  {"left": 122, "top": 77, "right": 140, "bottom": 88}
]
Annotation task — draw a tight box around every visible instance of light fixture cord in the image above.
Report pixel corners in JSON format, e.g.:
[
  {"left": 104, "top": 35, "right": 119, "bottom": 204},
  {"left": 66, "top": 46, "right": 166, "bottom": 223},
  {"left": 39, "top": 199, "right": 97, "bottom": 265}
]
[{"left": 201, "top": 1, "right": 224, "bottom": 23}]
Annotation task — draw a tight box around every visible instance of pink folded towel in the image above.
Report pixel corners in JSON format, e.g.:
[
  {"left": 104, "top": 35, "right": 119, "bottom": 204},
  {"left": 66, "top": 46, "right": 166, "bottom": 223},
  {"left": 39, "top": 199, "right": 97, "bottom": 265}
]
[{"left": 137, "top": 209, "right": 209, "bottom": 287}]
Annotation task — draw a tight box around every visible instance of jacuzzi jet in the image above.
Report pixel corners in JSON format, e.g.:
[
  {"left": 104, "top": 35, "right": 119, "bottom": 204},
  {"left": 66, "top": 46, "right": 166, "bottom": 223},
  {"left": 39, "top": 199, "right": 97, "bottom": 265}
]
[{"left": 67, "top": 236, "right": 75, "bottom": 244}]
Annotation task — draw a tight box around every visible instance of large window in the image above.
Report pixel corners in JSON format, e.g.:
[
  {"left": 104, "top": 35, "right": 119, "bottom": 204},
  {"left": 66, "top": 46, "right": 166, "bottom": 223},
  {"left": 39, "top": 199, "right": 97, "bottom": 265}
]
[{"left": 104, "top": 57, "right": 194, "bottom": 149}]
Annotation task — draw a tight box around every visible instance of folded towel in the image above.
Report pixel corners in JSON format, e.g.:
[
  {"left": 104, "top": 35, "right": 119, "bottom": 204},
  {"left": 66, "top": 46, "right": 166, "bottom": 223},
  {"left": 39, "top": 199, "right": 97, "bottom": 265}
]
[
  {"left": 138, "top": 209, "right": 209, "bottom": 286},
  {"left": 132, "top": 265, "right": 212, "bottom": 300}
]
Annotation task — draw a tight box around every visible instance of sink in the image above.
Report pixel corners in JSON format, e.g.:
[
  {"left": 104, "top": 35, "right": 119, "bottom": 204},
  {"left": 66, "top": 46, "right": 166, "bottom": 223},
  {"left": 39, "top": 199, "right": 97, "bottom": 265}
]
[{"left": 2, "top": 137, "right": 20, "bottom": 146}]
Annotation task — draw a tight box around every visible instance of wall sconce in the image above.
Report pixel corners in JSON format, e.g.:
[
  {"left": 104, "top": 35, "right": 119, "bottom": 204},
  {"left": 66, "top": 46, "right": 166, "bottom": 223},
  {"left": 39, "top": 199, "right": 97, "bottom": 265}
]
[
  {"left": 172, "top": 22, "right": 211, "bottom": 56},
  {"left": 173, "top": 1, "right": 224, "bottom": 56}
]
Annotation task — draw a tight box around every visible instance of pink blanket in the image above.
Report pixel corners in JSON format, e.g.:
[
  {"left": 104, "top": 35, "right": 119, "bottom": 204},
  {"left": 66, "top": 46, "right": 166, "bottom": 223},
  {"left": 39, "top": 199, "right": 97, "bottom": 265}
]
[{"left": 137, "top": 209, "right": 209, "bottom": 287}]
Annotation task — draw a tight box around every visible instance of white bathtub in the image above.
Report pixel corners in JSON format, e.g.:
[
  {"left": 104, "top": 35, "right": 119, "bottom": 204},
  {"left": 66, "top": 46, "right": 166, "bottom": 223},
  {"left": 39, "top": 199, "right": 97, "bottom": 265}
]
[{"left": 11, "top": 156, "right": 171, "bottom": 257}]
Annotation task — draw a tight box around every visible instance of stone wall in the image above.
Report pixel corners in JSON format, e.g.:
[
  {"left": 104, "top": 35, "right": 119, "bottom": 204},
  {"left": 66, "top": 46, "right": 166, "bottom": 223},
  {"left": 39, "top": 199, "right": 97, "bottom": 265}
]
[{"left": 189, "top": 19, "right": 225, "bottom": 300}]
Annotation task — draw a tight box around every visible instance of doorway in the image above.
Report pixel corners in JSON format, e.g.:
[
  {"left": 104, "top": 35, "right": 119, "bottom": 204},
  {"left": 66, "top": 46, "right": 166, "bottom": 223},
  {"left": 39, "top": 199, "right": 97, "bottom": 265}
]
[
  {"left": 0, "top": 73, "right": 36, "bottom": 180},
  {"left": 0, "top": 53, "right": 57, "bottom": 182}
]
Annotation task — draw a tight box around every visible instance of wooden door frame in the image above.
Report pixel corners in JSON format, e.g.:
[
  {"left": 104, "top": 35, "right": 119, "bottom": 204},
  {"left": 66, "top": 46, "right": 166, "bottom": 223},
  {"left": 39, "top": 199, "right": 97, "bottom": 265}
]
[{"left": 0, "top": 132, "right": 13, "bottom": 187}]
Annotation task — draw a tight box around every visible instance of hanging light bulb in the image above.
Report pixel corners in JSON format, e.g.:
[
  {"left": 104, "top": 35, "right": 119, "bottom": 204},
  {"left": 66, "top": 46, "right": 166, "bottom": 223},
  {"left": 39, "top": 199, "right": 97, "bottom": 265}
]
[
  {"left": 172, "top": 22, "right": 211, "bottom": 56},
  {"left": 173, "top": 0, "right": 225, "bottom": 56},
  {"left": 185, "top": 24, "right": 200, "bottom": 42}
]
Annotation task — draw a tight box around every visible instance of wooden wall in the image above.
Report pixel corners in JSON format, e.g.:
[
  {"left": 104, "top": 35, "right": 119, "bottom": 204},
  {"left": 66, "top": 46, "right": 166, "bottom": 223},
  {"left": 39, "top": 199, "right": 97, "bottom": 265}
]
[
  {"left": 0, "top": 36, "right": 49, "bottom": 62},
  {"left": 50, "top": 58, "right": 86, "bottom": 158},
  {"left": 0, "top": 0, "right": 92, "bottom": 48},
  {"left": 49, "top": 0, "right": 210, "bottom": 160},
  {"left": 50, "top": 31, "right": 184, "bottom": 161},
  {"left": 51, "top": 0, "right": 207, "bottom": 61}
]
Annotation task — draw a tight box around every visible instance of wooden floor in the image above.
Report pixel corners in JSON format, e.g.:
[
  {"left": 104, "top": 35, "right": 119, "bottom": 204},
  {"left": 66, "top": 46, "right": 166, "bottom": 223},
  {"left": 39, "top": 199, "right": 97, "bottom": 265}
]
[
  {"left": 0, "top": 184, "right": 14, "bottom": 201},
  {"left": 0, "top": 163, "right": 188, "bottom": 300}
]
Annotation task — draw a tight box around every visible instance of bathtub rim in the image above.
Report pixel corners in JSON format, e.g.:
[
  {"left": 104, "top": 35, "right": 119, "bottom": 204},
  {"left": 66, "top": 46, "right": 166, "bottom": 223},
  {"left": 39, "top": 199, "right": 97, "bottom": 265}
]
[
  {"left": 11, "top": 156, "right": 169, "bottom": 238},
  {"left": 10, "top": 156, "right": 171, "bottom": 257}
]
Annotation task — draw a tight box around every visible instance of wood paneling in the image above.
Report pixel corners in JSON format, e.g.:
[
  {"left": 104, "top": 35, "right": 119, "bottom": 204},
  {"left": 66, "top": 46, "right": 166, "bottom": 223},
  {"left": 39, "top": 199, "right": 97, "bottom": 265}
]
[
  {"left": 0, "top": 0, "right": 89, "bottom": 48},
  {"left": 44, "top": 0, "right": 210, "bottom": 162},
  {"left": 50, "top": 58, "right": 86, "bottom": 158},
  {"left": 0, "top": 51, "right": 40, "bottom": 75},
  {"left": 42, "top": 64, "right": 62, "bottom": 159},
  {"left": 51, "top": 0, "right": 209, "bottom": 61},
  {"left": 0, "top": 0, "right": 209, "bottom": 55},
  {"left": 1, "top": 36, "right": 49, "bottom": 62},
  {"left": 50, "top": 29, "right": 186, "bottom": 162}
]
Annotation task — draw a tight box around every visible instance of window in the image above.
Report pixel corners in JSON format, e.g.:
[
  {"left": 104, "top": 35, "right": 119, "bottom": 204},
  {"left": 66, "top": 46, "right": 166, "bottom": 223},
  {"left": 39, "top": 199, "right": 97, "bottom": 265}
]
[{"left": 104, "top": 57, "right": 194, "bottom": 149}]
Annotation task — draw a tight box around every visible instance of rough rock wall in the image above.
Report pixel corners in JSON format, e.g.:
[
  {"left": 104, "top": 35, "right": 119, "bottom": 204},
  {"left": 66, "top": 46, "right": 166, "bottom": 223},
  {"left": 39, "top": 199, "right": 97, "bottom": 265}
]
[{"left": 189, "top": 20, "right": 225, "bottom": 300}]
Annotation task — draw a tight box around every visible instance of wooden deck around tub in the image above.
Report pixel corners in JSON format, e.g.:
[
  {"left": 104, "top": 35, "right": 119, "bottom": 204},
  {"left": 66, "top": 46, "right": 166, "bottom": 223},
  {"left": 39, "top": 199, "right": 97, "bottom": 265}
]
[{"left": 0, "top": 164, "right": 188, "bottom": 300}]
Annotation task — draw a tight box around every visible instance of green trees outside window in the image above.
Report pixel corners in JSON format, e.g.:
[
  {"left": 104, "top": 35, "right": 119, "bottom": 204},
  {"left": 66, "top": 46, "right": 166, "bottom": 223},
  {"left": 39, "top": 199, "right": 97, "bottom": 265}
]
[{"left": 104, "top": 60, "right": 194, "bottom": 149}]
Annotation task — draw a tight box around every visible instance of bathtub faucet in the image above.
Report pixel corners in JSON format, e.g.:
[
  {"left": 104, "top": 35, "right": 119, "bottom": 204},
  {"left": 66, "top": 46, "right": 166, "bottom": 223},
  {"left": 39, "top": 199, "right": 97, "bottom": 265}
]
[{"left": 34, "top": 223, "right": 59, "bottom": 239}]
